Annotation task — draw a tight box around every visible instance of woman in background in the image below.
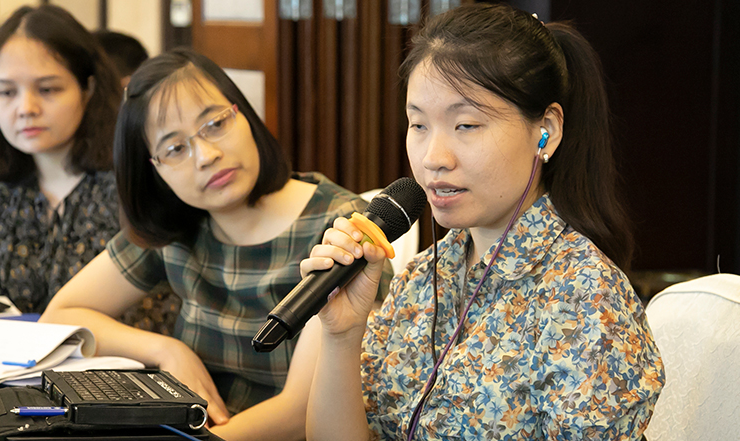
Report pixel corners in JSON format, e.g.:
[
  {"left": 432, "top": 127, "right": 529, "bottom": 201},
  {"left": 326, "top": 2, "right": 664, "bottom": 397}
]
[
  {"left": 94, "top": 30, "right": 149, "bottom": 88},
  {"left": 41, "top": 48, "right": 392, "bottom": 440},
  {"left": 303, "top": 3, "right": 664, "bottom": 440},
  {"left": 0, "top": 5, "right": 121, "bottom": 313}
]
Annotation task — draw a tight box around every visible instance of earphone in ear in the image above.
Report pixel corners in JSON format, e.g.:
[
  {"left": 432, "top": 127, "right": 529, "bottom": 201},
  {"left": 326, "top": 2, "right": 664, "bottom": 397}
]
[
  {"left": 538, "top": 127, "right": 550, "bottom": 163},
  {"left": 538, "top": 127, "right": 550, "bottom": 149}
]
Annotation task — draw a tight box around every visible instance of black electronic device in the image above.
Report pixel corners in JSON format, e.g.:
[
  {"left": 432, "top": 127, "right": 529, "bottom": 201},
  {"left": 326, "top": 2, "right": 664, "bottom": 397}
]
[{"left": 40, "top": 369, "right": 208, "bottom": 430}]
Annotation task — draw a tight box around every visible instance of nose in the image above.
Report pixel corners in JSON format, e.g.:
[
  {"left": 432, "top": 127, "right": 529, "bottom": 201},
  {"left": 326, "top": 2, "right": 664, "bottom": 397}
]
[
  {"left": 17, "top": 90, "right": 41, "bottom": 117},
  {"left": 421, "top": 130, "right": 455, "bottom": 172},
  {"left": 191, "top": 136, "right": 223, "bottom": 169}
]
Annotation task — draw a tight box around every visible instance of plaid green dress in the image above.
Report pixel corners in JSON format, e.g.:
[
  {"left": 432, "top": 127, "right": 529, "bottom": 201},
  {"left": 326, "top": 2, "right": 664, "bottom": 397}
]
[{"left": 107, "top": 172, "right": 393, "bottom": 414}]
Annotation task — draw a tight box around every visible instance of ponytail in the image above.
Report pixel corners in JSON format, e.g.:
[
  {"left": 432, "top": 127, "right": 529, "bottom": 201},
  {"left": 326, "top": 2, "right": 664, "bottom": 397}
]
[{"left": 544, "top": 24, "right": 634, "bottom": 269}]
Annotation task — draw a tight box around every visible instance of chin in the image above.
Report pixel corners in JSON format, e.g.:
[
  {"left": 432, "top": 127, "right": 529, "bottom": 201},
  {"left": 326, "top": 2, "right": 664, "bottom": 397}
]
[
  {"left": 431, "top": 212, "right": 470, "bottom": 231},
  {"left": 208, "top": 193, "right": 250, "bottom": 212}
]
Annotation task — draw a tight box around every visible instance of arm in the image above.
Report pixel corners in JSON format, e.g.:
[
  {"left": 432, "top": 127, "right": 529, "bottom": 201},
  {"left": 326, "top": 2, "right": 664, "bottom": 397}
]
[
  {"left": 208, "top": 316, "right": 321, "bottom": 441},
  {"left": 302, "top": 216, "right": 387, "bottom": 441},
  {"left": 40, "top": 251, "right": 230, "bottom": 425},
  {"left": 308, "top": 321, "right": 370, "bottom": 441},
  {"left": 41, "top": 250, "right": 160, "bottom": 361}
]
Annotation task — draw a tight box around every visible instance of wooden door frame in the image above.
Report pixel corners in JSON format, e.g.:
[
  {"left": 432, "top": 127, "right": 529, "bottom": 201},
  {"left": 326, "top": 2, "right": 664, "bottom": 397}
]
[{"left": 191, "top": 0, "right": 279, "bottom": 137}]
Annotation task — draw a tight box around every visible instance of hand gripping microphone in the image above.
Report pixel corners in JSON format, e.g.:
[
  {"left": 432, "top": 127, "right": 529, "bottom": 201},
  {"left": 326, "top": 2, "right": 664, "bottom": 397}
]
[{"left": 252, "top": 177, "right": 427, "bottom": 352}]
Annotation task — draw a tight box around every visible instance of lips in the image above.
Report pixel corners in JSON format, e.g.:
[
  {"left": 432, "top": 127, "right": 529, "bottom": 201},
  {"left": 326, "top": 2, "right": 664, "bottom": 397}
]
[
  {"left": 205, "top": 168, "right": 237, "bottom": 189},
  {"left": 427, "top": 181, "right": 466, "bottom": 195},
  {"left": 20, "top": 127, "right": 46, "bottom": 137},
  {"left": 427, "top": 181, "right": 467, "bottom": 208}
]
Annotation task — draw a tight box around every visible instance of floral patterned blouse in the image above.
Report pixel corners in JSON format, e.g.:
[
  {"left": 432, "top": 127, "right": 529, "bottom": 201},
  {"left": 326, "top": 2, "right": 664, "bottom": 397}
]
[
  {"left": 361, "top": 195, "right": 664, "bottom": 440},
  {"left": 0, "top": 172, "right": 119, "bottom": 313}
]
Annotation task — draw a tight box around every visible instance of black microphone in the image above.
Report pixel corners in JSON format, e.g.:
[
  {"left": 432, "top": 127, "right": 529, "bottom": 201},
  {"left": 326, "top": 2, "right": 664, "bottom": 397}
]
[{"left": 252, "top": 177, "right": 427, "bottom": 352}]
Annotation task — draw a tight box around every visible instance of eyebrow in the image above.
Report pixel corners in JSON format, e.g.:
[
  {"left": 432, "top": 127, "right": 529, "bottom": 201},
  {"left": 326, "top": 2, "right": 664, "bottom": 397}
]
[
  {"left": 36, "top": 75, "right": 63, "bottom": 82},
  {"left": 406, "top": 101, "right": 474, "bottom": 114},
  {"left": 155, "top": 104, "right": 228, "bottom": 150},
  {"left": 0, "top": 75, "right": 64, "bottom": 85}
]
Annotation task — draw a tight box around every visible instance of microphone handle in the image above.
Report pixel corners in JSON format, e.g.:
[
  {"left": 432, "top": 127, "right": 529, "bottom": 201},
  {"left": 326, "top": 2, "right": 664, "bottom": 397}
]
[{"left": 269, "top": 257, "right": 367, "bottom": 336}]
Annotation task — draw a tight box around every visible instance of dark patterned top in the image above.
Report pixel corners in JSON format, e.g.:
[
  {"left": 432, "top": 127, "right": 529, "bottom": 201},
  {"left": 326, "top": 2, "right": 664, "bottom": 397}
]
[
  {"left": 361, "top": 194, "right": 664, "bottom": 440},
  {"left": 106, "top": 172, "right": 394, "bottom": 414},
  {"left": 0, "top": 172, "right": 119, "bottom": 313}
]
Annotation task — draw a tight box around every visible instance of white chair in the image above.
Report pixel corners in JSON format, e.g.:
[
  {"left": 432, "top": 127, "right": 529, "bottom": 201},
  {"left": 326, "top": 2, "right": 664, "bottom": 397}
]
[
  {"left": 644, "top": 273, "right": 740, "bottom": 441},
  {"left": 360, "top": 188, "right": 420, "bottom": 275}
]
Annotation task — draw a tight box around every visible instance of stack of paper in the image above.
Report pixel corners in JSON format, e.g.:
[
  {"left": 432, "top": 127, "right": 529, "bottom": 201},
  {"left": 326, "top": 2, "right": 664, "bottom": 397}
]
[
  {"left": 0, "top": 295, "right": 22, "bottom": 318},
  {"left": 0, "top": 320, "right": 144, "bottom": 386}
]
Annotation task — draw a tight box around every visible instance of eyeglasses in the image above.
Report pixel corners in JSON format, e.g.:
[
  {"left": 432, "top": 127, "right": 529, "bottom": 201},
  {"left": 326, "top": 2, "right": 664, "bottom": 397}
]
[{"left": 150, "top": 104, "right": 238, "bottom": 167}]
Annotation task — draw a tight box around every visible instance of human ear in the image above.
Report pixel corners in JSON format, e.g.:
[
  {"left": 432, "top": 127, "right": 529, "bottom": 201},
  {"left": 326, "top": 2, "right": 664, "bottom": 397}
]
[
  {"left": 538, "top": 103, "right": 564, "bottom": 161},
  {"left": 84, "top": 76, "right": 96, "bottom": 104}
]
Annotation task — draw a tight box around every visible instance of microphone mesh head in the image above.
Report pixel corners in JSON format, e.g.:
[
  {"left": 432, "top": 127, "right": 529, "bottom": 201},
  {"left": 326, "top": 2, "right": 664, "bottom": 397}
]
[{"left": 365, "top": 177, "right": 427, "bottom": 242}]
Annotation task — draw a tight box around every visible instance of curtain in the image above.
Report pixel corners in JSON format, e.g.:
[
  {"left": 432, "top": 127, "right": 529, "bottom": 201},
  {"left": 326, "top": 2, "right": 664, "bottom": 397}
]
[{"left": 279, "top": 1, "right": 447, "bottom": 249}]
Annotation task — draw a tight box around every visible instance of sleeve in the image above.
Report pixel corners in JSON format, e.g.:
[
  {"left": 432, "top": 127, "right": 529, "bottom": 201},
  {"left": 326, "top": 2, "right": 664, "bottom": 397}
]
[
  {"left": 360, "top": 263, "right": 420, "bottom": 441},
  {"left": 529, "top": 260, "right": 665, "bottom": 440},
  {"left": 0, "top": 183, "right": 9, "bottom": 209},
  {"left": 361, "top": 280, "right": 398, "bottom": 414},
  {"left": 78, "top": 173, "right": 120, "bottom": 255},
  {"left": 106, "top": 231, "right": 168, "bottom": 292}
]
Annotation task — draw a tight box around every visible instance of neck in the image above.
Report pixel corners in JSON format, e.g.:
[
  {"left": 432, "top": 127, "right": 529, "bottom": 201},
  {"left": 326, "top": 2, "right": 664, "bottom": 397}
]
[
  {"left": 468, "top": 186, "right": 544, "bottom": 262},
  {"left": 209, "top": 203, "right": 259, "bottom": 245},
  {"left": 208, "top": 178, "right": 316, "bottom": 246},
  {"left": 33, "top": 145, "right": 83, "bottom": 209}
]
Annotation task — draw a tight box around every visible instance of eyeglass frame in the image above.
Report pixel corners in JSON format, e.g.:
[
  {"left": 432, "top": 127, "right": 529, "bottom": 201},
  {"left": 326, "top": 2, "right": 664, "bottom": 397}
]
[{"left": 149, "top": 103, "right": 239, "bottom": 167}]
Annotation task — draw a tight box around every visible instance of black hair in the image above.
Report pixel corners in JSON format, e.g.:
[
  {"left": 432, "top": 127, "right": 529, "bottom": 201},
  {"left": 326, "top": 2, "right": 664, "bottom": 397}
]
[
  {"left": 115, "top": 47, "right": 291, "bottom": 248},
  {"left": 0, "top": 5, "right": 122, "bottom": 183},
  {"left": 400, "top": 3, "right": 633, "bottom": 269},
  {"left": 94, "top": 30, "right": 148, "bottom": 78}
]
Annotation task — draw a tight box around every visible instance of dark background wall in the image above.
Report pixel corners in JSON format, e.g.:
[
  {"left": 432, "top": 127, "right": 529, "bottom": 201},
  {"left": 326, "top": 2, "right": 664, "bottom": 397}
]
[
  {"left": 476, "top": 0, "right": 740, "bottom": 286},
  {"left": 516, "top": 0, "right": 740, "bottom": 278}
]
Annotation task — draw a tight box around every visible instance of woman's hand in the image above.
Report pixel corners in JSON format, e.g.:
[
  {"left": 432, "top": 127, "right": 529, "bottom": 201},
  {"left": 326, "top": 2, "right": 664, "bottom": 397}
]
[
  {"left": 300, "top": 216, "right": 387, "bottom": 336},
  {"left": 156, "top": 338, "right": 230, "bottom": 427}
]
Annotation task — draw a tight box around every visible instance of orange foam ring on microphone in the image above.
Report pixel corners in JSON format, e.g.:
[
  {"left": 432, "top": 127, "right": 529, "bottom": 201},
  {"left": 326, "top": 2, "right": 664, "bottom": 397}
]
[{"left": 348, "top": 212, "right": 396, "bottom": 259}]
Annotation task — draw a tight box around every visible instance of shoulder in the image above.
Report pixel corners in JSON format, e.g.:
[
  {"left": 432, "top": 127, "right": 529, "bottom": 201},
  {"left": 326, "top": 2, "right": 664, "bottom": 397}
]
[
  {"left": 548, "top": 227, "right": 625, "bottom": 280},
  {"left": 87, "top": 171, "right": 117, "bottom": 191},
  {"left": 295, "top": 172, "right": 367, "bottom": 216},
  {"left": 538, "top": 226, "right": 640, "bottom": 318},
  {"left": 0, "top": 179, "right": 32, "bottom": 198},
  {"left": 0, "top": 180, "right": 36, "bottom": 214},
  {"left": 0, "top": 181, "right": 9, "bottom": 202}
]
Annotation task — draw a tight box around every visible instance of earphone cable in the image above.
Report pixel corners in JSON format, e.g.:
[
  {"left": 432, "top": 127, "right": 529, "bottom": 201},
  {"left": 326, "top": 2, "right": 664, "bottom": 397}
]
[
  {"left": 406, "top": 151, "right": 543, "bottom": 440},
  {"left": 430, "top": 211, "right": 439, "bottom": 365}
]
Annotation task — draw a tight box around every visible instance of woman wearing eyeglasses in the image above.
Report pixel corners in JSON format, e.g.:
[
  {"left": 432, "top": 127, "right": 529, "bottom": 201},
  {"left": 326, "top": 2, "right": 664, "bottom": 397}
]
[{"left": 40, "top": 48, "right": 392, "bottom": 440}]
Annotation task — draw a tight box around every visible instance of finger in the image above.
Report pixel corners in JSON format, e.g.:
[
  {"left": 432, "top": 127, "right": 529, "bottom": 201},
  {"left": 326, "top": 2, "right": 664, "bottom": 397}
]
[
  {"left": 331, "top": 216, "right": 364, "bottom": 242},
  {"left": 311, "top": 242, "right": 362, "bottom": 264},
  {"left": 321, "top": 227, "right": 362, "bottom": 253},
  {"left": 203, "top": 389, "right": 229, "bottom": 425},
  {"left": 300, "top": 255, "right": 335, "bottom": 278},
  {"left": 208, "top": 403, "right": 229, "bottom": 426},
  {"left": 361, "top": 241, "right": 388, "bottom": 264}
]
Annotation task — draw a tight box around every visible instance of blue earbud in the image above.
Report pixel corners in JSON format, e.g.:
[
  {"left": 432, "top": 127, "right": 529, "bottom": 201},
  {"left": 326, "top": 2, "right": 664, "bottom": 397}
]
[{"left": 538, "top": 127, "right": 550, "bottom": 149}]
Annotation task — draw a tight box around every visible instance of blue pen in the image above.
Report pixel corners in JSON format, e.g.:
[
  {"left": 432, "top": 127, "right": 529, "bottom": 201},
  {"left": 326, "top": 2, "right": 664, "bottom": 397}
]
[
  {"left": 2, "top": 359, "right": 36, "bottom": 368},
  {"left": 11, "top": 407, "right": 68, "bottom": 417}
]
